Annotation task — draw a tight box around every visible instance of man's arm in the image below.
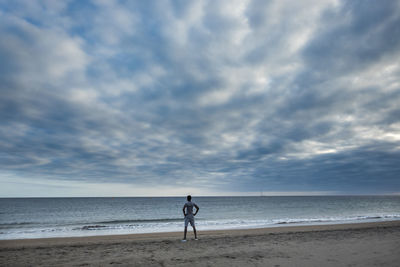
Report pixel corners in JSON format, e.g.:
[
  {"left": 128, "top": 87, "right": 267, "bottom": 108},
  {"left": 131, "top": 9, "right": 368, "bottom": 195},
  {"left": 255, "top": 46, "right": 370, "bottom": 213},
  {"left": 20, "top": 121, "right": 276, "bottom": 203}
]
[
  {"left": 194, "top": 203, "right": 200, "bottom": 216},
  {"left": 182, "top": 205, "right": 186, "bottom": 217}
]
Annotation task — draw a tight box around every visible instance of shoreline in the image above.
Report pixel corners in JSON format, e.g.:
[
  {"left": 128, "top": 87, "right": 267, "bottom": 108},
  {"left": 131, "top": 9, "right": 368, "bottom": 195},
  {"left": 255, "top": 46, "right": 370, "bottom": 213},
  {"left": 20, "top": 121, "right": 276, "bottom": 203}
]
[
  {"left": 3, "top": 217, "right": 399, "bottom": 242},
  {"left": 1, "top": 220, "right": 399, "bottom": 247}
]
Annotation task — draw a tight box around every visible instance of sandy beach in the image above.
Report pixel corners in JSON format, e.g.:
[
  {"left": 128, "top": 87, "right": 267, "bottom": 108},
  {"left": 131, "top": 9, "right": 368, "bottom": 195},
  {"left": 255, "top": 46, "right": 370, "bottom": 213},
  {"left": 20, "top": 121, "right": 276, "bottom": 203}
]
[{"left": 1, "top": 221, "right": 399, "bottom": 266}]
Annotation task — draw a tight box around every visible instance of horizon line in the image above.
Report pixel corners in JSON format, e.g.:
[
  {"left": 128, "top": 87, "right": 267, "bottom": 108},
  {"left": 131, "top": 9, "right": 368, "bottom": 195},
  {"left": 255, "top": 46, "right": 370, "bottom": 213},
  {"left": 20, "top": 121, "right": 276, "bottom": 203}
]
[{"left": 1, "top": 193, "right": 399, "bottom": 198}]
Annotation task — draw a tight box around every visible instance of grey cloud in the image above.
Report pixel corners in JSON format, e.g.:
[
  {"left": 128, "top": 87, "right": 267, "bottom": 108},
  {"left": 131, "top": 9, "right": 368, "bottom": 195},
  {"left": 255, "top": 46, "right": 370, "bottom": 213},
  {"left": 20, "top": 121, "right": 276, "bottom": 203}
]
[
  {"left": 0, "top": 0, "right": 399, "bottom": 194},
  {"left": 303, "top": 0, "right": 400, "bottom": 75},
  {"left": 229, "top": 142, "right": 400, "bottom": 193}
]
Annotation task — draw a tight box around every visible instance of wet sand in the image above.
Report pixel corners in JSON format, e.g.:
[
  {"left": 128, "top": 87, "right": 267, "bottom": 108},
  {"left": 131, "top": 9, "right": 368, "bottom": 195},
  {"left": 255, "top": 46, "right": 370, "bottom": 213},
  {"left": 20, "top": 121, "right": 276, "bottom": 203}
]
[{"left": 1, "top": 221, "right": 400, "bottom": 266}]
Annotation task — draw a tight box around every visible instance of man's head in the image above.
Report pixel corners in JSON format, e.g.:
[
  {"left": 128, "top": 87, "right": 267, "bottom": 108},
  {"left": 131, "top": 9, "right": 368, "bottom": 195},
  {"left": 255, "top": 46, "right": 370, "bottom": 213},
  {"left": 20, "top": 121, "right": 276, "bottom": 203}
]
[{"left": 187, "top": 195, "right": 192, "bottom": 201}]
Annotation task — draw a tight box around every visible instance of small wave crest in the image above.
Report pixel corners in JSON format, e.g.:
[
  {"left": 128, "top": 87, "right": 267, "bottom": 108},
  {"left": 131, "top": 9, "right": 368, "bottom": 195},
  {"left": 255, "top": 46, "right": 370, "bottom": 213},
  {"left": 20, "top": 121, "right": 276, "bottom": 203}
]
[
  {"left": 273, "top": 214, "right": 400, "bottom": 225},
  {"left": 0, "top": 222, "right": 35, "bottom": 229},
  {"left": 80, "top": 225, "right": 108, "bottom": 231},
  {"left": 74, "top": 218, "right": 184, "bottom": 231},
  {"left": 96, "top": 218, "right": 182, "bottom": 224}
]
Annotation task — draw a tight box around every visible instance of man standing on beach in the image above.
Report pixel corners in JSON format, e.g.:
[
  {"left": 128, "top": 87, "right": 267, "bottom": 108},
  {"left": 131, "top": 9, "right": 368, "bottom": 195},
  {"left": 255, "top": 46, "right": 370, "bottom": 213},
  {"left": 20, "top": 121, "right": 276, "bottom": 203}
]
[{"left": 182, "top": 195, "right": 199, "bottom": 242}]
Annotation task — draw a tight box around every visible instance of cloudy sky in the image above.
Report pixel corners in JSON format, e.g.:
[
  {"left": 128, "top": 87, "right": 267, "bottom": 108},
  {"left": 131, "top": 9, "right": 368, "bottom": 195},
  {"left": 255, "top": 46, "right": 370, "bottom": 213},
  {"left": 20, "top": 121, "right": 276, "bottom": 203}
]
[{"left": 1, "top": 0, "right": 400, "bottom": 197}]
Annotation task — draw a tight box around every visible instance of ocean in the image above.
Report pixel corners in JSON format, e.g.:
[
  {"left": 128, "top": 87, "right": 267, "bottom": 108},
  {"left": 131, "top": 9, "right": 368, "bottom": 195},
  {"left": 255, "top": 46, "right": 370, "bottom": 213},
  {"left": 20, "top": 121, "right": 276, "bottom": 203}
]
[{"left": 1, "top": 196, "right": 400, "bottom": 240}]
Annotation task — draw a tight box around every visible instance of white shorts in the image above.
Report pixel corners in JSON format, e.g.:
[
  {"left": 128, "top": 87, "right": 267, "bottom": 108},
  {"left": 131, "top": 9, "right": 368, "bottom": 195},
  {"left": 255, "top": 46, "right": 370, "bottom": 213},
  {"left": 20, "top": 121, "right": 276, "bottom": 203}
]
[{"left": 184, "top": 215, "right": 195, "bottom": 227}]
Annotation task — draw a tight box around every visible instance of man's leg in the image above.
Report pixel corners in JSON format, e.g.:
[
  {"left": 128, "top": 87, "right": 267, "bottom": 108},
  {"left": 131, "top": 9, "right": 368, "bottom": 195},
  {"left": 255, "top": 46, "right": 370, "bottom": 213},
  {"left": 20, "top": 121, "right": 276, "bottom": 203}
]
[
  {"left": 183, "top": 226, "right": 187, "bottom": 240},
  {"left": 193, "top": 226, "right": 197, "bottom": 239}
]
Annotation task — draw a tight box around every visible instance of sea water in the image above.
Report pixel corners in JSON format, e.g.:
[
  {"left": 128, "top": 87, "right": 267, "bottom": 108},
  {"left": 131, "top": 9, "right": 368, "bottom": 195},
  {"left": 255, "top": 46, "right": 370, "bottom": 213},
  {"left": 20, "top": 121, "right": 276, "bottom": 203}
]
[{"left": 1, "top": 196, "right": 400, "bottom": 240}]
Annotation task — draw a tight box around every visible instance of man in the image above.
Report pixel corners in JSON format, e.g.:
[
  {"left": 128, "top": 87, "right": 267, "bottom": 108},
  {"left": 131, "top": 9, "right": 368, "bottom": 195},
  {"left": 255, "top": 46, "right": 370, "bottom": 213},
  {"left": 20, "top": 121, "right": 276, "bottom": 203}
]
[{"left": 182, "top": 195, "right": 199, "bottom": 242}]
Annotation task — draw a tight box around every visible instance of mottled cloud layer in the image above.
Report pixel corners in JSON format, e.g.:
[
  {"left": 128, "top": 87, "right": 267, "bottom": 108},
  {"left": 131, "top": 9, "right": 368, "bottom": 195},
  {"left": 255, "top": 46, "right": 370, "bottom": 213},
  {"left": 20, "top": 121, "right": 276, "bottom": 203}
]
[{"left": 1, "top": 0, "right": 400, "bottom": 196}]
